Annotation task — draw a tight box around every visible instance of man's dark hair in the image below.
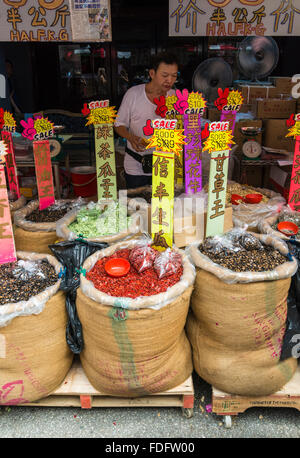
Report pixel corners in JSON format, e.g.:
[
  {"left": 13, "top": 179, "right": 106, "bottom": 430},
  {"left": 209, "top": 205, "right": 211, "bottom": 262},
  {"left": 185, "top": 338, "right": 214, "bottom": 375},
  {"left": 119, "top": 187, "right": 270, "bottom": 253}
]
[{"left": 150, "top": 52, "right": 179, "bottom": 71}]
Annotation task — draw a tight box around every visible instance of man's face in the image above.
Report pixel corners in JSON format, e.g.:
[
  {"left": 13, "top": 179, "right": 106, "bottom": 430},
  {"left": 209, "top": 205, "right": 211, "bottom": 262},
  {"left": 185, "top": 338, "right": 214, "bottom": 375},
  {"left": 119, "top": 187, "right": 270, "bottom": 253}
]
[{"left": 150, "top": 62, "right": 178, "bottom": 92}]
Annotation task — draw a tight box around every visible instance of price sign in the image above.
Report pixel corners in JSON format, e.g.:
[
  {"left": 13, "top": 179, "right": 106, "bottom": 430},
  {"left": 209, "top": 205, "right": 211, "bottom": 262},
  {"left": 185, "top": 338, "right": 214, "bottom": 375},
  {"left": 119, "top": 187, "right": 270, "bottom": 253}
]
[
  {"left": 0, "top": 141, "right": 16, "bottom": 265},
  {"left": 286, "top": 113, "right": 300, "bottom": 211},
  {"left": 82, "top": 100, "right": 117, "bottom": 201},
  {"left": 203, "top": 121, "right": 234, "bottom": 237},
  {"left": 146, "top": 118, "right": 186, "bottom": 250},
  {"left": 20, "top": 115, "right": 55, "bottom": 210},
  {"left": 1, "top": 111, "right": 20, "bottom": 198},
  {"left": 215, "top": 89, "right": 243, "bottom": 142}
]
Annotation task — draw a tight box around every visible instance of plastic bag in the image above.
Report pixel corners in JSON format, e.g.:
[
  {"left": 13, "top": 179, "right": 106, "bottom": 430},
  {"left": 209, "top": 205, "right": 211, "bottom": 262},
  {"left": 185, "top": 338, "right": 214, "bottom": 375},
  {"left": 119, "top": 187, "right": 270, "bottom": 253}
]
[
  {"left": 153, "top": 248, "right": 182, "bottom": 279},
  {"left": 49, "top": 239, "right": 108, "bottom": 354},
  {"left": 129, "top": 242, "right": 157, "bottom": 273},
  {"left": 280, "top": 239, "right": 300, "bottom": 361}
]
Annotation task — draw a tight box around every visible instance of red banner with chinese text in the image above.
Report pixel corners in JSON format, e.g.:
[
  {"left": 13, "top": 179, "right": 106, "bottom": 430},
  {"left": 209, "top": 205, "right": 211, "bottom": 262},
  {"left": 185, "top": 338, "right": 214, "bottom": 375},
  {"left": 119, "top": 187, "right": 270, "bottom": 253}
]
[
  {"left": 0, "top": 165, "right": 16, "bottom": 265},
  {"left": 33, "top": 140, "right": 55, "bottom": 210},
  {"left": 288, "top": 136, "right": 300, "bottom": 211},
  {"left": 1, "top": 131, "right": 20, "bottom": 199}
]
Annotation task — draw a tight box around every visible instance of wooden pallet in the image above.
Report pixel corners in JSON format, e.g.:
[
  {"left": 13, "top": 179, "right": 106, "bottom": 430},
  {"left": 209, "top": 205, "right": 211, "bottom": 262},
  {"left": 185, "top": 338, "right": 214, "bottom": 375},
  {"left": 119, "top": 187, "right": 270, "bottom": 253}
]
[
  {"left": 212, "top": 365, "right": 300, "bottom": 427},
  {"left": 19, "top": 359, "right": 194, "bottom": 416}
]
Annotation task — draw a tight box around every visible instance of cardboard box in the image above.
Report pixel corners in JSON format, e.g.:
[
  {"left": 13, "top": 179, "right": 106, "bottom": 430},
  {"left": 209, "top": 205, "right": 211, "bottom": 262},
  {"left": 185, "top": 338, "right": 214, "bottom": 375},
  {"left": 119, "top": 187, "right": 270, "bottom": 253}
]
[
  {"left": 238, "top": 84, "right": 277, "bottom": 103},
  {"left": 263, "top": 119, "right": 295, "bottom": 152},
  {"left": 252, "top": 98, "right": 296, "bottom": 119},
  {"left": 268, "top": 164, "right": 292, "bottom": 200},
  {"left": 173, "top": 206, "right": 233, "bottom": 247},
  {"left": 207, "top": 108, "right": 221, "bottom": 122},
  {"left": 269, "top": 76, "right": 294, "bottom": 96}
]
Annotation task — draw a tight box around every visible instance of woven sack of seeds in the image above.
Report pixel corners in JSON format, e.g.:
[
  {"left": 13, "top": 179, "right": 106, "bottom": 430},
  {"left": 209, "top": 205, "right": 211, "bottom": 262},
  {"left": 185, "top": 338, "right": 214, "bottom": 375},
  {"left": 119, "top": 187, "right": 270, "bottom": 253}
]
[
  {"left": 258, "top": 207, "right": 300, "bottom": 241},
  {"left": 9, "top": 195, "right": 26, "bottom": 221},
  {"left": 76, "top": 239, "right": 195, "bottom": 397},
  {"left": 56, "top": 201, "right": 142, "bottom": 245},
  {"left": 13, "top": 199, "right": 80, "bottom": 254},
  {"left": 0, "top": 251, "right": 73, "bottom": 404},
  {"left": 186, "top": 232, "right": 298, "bottom": 396}
]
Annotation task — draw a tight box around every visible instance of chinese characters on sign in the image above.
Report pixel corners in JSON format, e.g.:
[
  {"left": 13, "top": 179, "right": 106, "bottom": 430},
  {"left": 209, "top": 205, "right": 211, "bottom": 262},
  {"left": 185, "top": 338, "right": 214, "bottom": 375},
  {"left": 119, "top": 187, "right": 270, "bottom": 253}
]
[
  {"left": 82, "top": 99, "right": 117, "bottom": 201},
  {"left": 1, "top": 0, "right": 72, "bottom": 42},
  {"left": 33, "top": 141, "right": 55, "bottom": 210},
  {"left": 183, "top": 113, "right": 202, "bottom": 194},
  {"left": 169, "top": 0, "right": 300, "bottom": 37},
  {"left": 1, "top": 131, "right": 20, "bottom": 199},
  {"left": 286, "top": 113, "right": 300, "bottom": 211},
  {"left": 147, "top": 118, "right": 184, "bottom": 250},
  {"left": 203, "top": 121, "right": 234, "bottom": 237},
  {"left": 0, "top": 140, "right": 17, "bottom": 265}
]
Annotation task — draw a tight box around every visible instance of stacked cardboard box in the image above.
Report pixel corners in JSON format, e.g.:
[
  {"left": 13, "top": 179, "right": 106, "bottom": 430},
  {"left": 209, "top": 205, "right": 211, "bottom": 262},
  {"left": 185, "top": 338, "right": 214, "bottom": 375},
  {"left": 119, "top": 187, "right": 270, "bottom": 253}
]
[
  {"left": 252, "top": 98, "right": 296, "bottom": 119},
  {"left": 262, "top": 119, "right": 295, "bottom": 152},
  {"left": 268, "top": 76, "right": 295, "bottom": 98}
]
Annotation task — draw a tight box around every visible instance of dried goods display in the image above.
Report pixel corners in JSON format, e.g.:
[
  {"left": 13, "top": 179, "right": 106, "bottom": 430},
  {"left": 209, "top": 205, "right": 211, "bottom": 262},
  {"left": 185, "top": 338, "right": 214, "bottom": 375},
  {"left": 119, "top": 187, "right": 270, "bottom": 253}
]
[
  {"left": 199, "top": 230, "right": 287, "bottom": 272},
  {"left": 68, "top": 201, "right": 132, "bottom": 238},
  {"left": 0, "top": 259, "right": 58, "bottom": 305},
  {"left": 26, "top": 201, "right": 77, "bottom": 223},
  {"left": 86, "top": 247, "right": 183, "bottom": 298}
]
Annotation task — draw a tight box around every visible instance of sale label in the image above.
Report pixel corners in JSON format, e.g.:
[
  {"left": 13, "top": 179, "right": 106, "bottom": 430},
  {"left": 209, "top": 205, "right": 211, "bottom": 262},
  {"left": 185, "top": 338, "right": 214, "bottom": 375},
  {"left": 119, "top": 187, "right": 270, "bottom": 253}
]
[
  {"left": 183, "top": 113, "right": 203, "bottom": 194},
  {"left": 21, "top": 116, "right": 55, "bottom": 141},
  {"left": 83, "top": 100, "right": 117, "bottom": 126},
  {"left": 33, "top": 141, "right": 55, "bottom": 210},
  {"left": 151, "top": 151, "right": 175, "bottom": 251},
  {"left": 1, "top": 131, "right": 20, "bottom": 199}
]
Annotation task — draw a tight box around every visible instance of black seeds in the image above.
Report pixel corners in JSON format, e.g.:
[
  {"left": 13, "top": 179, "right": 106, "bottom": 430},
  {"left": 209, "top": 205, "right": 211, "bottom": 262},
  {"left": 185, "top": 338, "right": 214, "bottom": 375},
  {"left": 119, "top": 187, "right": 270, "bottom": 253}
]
[
  {"left": 0, "top": 260, "right": 58, "bottom": 305},
  {"left": 26, "top": 204, "right": 73, "bottom": 223}
]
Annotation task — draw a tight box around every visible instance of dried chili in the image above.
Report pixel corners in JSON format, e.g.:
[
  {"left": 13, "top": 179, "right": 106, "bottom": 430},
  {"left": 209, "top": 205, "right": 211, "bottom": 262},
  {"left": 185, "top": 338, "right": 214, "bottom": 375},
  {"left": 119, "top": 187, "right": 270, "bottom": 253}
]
[{"left": 86, "top": 249, "right": 183, "bottom": 298}]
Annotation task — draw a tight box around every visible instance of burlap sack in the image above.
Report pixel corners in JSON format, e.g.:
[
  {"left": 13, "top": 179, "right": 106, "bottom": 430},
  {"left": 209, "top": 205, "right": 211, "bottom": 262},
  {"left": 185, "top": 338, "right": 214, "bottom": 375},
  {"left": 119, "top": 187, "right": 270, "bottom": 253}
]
[
  {"left": 76, "top": 239, "right": 195, "bottom": 397},
  {"left": 9, "top": 195, "right": 26, "bottom": 221},
  {"left": 56, "top": 202, "right": 142, "bottom": 245},
  {"left": 0, "top": 251, "right": 73, "bottom": 404},
  {"left": 186, "top": 234, "right": 298, "bottom": 396},
  {"left": 13, "top": 200, "right": 75, "bottom": 254}
]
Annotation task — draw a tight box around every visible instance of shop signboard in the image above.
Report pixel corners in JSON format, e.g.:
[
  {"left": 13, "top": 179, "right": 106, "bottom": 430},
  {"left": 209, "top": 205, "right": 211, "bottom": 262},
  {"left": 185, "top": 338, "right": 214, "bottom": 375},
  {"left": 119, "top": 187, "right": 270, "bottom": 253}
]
[
  {"left": 0, "top": 110, "right": 20, "bottom": 198},
  {"left": 68, "top": 0, "right": 112, "bottom": 41},
  {"left": 20, "top": 115, "right": 55, "bottom": 210},
  {"left": 286, "top": 113, "right": 300, "bottom": 211},
  {"left": 82, "top": 99, "right": 117, "bottom": 201},
  {"left": 0, "top": 140, "right": 17, "bottom": 265},
  {"left": 169, "top": 0, "right": 300, "bottom": 37},
  {"left": 0, "top": 0, "right": 72, "bottom": 42},
  {"left": 145, "top": 118, "right": 185, "bottom": 250},
  {"left": 203, "top": 120, "right": 234, "bottom": 237}
]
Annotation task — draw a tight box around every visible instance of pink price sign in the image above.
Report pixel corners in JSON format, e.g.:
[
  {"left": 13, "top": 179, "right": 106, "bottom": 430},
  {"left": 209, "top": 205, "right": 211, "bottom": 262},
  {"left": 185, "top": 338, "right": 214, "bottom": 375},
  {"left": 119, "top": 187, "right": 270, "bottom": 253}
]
[
  {"left": 288, "top": 136, "right": 300, "bottom": 211},
  {"left": 33, "top": 140, "right": 55, "bottom": 210},
  {"left": 0, "top": 165, "right": 17, "bottom": 265},
  {"left": 1, "top": 131, "right": 20, "bottom": 199}
]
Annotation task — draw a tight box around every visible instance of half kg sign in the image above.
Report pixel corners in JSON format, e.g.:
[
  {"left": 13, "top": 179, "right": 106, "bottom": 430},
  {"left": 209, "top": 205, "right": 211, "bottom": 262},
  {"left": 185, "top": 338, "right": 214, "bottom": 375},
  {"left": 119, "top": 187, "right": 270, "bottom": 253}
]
[{"left": 169, "top": 0, "right": 300, "bottom": 37}]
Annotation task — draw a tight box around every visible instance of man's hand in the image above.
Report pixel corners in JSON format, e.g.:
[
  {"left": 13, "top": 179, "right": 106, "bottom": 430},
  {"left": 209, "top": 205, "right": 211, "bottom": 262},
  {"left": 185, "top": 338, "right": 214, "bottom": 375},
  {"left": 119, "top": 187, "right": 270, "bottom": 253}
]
[{"left": 128, "top": 133, "right": 145, "bottom": 152}]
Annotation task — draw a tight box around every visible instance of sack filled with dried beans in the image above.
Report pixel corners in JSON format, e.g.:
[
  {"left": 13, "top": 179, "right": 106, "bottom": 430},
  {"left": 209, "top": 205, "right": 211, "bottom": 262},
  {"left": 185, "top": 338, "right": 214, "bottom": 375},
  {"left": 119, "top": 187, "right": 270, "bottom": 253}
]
[
  {"left": 0, "top": 251, "right": 73, "bottom": 404},
  {"left": 13, "top": 199, "right": 85, "bottom": 254},
  {"left": 76, "top": 238, "right": 196, "bottom": 397},
  {"left": 186, "top": 230, "right": 298, "bottom": 396}
]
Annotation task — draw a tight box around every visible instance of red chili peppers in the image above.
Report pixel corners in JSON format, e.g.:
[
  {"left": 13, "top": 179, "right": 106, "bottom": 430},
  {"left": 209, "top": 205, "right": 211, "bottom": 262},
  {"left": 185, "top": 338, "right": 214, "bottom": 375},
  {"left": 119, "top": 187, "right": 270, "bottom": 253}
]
[{"left": 86, "top": 249, "right": 183, "bottom": 299}]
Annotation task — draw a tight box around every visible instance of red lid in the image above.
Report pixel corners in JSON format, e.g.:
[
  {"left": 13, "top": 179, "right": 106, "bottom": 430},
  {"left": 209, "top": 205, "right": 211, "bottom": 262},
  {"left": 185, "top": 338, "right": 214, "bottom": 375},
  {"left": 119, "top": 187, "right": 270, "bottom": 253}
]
[
  {"left": 104, "top": 258, "right": 130, "bottom": 277},
  {"left": 231, "top": 194, "right": 244, "bottom": 205},
  {"left": 245, "top": 193, "right": 263, "bottom": 204},
  {"left": 277, "top": 221, "right": 299, "bottom": 237}
]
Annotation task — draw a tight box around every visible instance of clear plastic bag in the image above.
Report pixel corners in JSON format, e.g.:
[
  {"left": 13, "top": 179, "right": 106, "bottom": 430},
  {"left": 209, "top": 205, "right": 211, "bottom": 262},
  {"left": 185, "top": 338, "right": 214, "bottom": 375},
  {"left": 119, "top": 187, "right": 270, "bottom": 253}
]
[
  {"left": 129, "top": 241, "right": 157, "bottom": 273},
  {"left": 153, "top": 248, "right": 183, "bottom": 279}
]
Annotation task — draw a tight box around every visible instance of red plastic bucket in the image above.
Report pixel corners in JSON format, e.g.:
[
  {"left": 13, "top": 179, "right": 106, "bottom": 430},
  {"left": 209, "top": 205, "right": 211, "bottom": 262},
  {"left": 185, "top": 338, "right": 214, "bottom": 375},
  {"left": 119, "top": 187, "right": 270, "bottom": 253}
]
[{"left": 70, "top": 166, "right": 97, "bottom": 197}]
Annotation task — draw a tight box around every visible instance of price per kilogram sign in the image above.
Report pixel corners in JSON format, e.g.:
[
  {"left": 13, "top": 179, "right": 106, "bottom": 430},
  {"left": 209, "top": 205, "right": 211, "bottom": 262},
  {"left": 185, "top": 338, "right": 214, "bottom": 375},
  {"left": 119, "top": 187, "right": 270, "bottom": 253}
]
[
  {"left": 21, "top": 115, "right": 56, "bottom": 210},
  {"left": 1, "top": 111, "right": 20, "bottom": 198},
  {"left": 146, "top": 118, "right": 186, "bottom": 250},
  {"left": 203, "top": 121, "right": 235, "bottom": 237},
  {"left": 286, "top": 113, "right": 300, "bottom": 211},
  {"left": 82, "top": 100, "right": 117, "bottom": 201},
  {"left": 0, "top": 141, "right": 16, "bottom": 265}
]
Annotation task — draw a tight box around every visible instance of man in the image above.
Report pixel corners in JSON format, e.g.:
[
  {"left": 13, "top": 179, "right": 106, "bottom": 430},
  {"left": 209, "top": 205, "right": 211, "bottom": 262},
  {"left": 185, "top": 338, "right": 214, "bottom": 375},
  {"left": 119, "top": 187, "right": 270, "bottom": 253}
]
[{"left": 114, "top": 52, "right": 178, "bottom": 189}]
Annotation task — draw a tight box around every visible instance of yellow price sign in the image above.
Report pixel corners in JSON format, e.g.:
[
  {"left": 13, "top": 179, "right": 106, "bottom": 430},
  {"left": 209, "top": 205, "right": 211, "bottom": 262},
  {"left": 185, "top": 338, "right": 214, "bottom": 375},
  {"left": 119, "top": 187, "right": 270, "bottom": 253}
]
[
  {"left": 146, "top": 128, "right": 186, "bottom": 155},
  {"left": 202, "top": 129, "right": 234, "bottom": 154}
]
